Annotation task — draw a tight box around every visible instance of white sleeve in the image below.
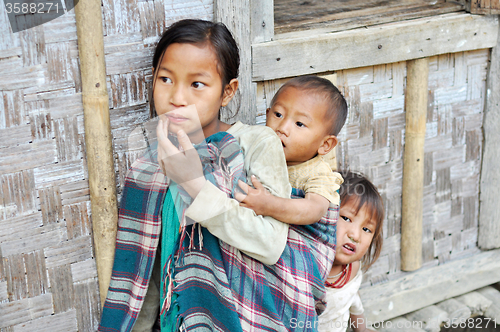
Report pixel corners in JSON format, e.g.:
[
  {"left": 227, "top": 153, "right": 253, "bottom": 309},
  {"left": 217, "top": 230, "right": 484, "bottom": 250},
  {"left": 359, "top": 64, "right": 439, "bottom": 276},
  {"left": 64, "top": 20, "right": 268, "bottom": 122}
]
[
  {"left": 349, "top": 292, "right": 365, "bottom": 316},
  {"left": 185, "top": 127, "right": 291, "bottom": 265}
]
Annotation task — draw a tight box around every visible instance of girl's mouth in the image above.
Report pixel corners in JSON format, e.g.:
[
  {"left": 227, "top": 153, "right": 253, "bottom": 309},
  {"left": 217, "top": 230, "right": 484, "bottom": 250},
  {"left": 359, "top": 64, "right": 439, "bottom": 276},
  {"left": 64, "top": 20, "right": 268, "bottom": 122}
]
[
  {"left": 166, "top": 114, "right": 188, "bottom": 123},
  {"left": 343, "top": 243, "right": 356, "bottom": 253}
]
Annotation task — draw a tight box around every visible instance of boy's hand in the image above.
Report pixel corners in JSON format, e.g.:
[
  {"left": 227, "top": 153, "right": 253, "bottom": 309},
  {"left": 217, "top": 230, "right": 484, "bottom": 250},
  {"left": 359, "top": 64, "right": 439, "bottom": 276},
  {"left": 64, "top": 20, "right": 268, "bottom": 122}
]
[{"left": 235, "top": 175, "right": 274, "bottom": 216}]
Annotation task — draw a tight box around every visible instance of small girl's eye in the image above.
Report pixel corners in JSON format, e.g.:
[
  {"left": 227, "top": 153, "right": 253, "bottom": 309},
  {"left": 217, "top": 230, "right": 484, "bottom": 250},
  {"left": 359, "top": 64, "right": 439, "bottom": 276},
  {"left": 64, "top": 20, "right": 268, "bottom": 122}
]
[
  {"left": 192, "top": 82, "right": 205, "bottom": 89},
  {"left": 160, "top": 77, "right": 172, "bottom": 83},
  {"left": 341, "top": 216, "right": 351, "bottom": 222},
  {"left": 296, "top": 122, "right": 305, "bottom": 128},
  {"left": 274, "top": 112, "right": 283, "bottom": 118},
  {"left": 363, "top": 227, "right": 372, "bottom": 233}
]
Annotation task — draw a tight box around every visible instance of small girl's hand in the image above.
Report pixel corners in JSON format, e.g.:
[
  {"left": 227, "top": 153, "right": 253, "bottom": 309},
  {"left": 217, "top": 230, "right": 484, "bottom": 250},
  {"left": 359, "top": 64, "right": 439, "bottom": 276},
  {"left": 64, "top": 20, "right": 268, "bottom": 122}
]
[
  {"left": 156, "top": 117, "right": 205, "bottom": 198},
  {"left": 235, "top": 175, "right": 273, "bottom": 216}
]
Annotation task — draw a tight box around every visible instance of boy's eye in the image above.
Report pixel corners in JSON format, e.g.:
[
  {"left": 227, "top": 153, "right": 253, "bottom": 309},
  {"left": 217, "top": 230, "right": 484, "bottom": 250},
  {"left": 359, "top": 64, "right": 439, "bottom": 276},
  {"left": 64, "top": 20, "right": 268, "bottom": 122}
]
[
  {"left": 341, "top": 216, "right": 351, "bottom": 223},
  {"left": 192, "top": 82, "right": 206, "bottom": 89},
  {"left": 274, "top": 112, "right": 283, "bottom": 118},
  {"left": 296, "top": 122, "right": 305, "bottom": 128},
  {"left": 160, "top": 77, "right": 172, "bottom": 84}
]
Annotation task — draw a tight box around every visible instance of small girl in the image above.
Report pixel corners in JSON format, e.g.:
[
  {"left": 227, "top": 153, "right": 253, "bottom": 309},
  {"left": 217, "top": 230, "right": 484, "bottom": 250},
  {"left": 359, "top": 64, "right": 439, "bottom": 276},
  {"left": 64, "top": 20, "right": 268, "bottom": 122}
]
[
  {"left": 317, "top": 171, "right": 384, "bottom": 332},
  {"left": 99, "top": 19, "right": 337, "bottom": 332}
]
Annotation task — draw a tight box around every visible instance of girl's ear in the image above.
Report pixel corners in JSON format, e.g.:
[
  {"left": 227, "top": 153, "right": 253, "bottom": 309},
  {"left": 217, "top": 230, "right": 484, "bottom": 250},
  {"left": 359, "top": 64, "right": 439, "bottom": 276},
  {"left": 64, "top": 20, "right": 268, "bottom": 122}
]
[
  {"left": 221, "top": 78, "right": 239, "bottom": 107},
  {"left": 317, "top": 135, "right": 338, "bottom": 155}
]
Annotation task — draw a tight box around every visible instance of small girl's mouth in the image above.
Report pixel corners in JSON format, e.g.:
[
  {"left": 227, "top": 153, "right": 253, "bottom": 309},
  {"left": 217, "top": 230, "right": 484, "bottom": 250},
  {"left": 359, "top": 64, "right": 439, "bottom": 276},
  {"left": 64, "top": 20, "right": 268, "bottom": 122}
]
[{"left": 343, "top": 243, "right": 356, "bottom": 253}]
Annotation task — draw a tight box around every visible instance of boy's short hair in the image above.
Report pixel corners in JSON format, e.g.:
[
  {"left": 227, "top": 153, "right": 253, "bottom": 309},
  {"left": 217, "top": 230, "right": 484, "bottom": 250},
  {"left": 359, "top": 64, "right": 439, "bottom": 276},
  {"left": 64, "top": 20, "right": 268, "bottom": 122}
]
[{"left": 270, "top": 75, "right": 348, "bottom": 136}]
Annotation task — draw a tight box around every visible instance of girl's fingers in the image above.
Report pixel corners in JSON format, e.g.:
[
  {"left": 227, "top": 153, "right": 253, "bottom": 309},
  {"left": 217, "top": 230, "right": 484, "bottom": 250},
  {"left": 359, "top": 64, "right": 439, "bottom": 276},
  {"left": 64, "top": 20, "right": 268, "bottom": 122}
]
[
  {"left": 234, "top": 180, "right": 249, "bottom": 202},
  {"left": 156, "top": 118, "right": 179, "bottom": 156},
  {"left": 176, "top": 129, "right": 195, "bottom": 152}
]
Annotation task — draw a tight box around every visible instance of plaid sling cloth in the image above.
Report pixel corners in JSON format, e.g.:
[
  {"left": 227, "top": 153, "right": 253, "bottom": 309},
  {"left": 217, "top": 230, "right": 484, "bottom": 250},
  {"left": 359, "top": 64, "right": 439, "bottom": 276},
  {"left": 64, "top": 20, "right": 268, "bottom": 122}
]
[{"left": 99, "top": 132, "right": 337, "bottom": 332}]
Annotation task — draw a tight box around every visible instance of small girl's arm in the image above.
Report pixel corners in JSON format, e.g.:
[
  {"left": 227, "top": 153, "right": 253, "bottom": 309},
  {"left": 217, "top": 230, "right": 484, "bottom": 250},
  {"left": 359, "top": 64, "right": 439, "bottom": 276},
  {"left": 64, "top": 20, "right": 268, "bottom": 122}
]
[
  {"left": 236, "top": 176, "right": 330, "bottom": 225},
  {"left": 350, "top": 313, "right": 376, "bottom": 332}
]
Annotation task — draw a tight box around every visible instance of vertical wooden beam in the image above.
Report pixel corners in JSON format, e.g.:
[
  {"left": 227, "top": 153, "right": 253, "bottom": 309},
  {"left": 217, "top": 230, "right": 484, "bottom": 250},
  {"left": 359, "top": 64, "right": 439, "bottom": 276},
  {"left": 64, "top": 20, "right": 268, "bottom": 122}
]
[
  {"left": 479, "top": 19, "right": 500, "bottom": 250},
  {"left": 251, "top": 0, "right": 274, "bottom": 44},
  {"left": 401, "top": 58, "right": 429, "bottom": 272},
  {"left": 215, "top": 0, "right": 256, "bottom": 125},
  {"left": 74, "top": 0, "right": 118, "bottom": 306}
]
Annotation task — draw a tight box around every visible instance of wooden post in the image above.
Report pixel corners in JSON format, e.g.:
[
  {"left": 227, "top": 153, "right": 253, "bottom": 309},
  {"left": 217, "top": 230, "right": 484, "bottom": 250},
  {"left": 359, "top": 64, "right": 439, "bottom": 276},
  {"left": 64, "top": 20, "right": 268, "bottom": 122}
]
[
  {"left": 215, "top": 0, "right": 256, "bottom": 124},
  {"left": 74, "top": 0, "right": 118, "bottom": 306},
  {"left": 479, "top": 18, "right": 500, "bottom": 250},
  {"left": 401, "top": 58, "right": 428, "bottom": 272}
]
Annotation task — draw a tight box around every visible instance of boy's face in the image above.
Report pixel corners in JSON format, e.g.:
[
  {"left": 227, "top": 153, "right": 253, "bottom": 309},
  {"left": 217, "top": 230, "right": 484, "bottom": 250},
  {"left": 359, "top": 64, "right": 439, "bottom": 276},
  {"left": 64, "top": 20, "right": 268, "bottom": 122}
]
[{"left": 266, "top": 86, "right": 336, "bottom": 166}]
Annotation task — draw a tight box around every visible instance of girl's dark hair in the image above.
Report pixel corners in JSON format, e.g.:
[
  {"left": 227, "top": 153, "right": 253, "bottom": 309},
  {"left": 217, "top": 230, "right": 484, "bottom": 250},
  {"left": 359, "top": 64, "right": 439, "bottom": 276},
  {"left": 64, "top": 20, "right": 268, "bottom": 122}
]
[
  {"left": 339, "top": 170, "right": 384, "bottom": 271},
  {"left": 151, "top": 19, "right": 240, "bottom": 117}
]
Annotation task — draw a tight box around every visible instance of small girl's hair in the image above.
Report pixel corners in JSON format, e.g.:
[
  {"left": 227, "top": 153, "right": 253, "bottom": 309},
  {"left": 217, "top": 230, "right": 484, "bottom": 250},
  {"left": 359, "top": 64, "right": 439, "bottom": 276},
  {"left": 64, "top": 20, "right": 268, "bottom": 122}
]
[
  {"left": 151, "top": 19, "right": 240, "bottom": 116},
  {"left": 339, "top": 170, "right": 384, "bottom": 271}
]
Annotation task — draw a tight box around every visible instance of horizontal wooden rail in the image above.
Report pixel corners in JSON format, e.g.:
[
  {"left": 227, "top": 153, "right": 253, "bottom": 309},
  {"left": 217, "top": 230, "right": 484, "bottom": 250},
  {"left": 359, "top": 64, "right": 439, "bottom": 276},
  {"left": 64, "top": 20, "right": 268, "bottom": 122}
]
[
  {"left": 252, "top": 13, "right": 498, "bottom": 81},
  {"left": 360, "top": 248, "right": 500, "bottom": 323}
]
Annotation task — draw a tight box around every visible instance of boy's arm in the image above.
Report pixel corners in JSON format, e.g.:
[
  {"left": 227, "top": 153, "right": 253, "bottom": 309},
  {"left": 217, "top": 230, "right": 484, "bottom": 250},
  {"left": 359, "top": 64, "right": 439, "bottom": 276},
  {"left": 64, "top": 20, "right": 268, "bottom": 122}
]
[
  {"left": 237, "top": 176, "right": 330, "bottom": 225},
  {"left": 185, "top": 127, "right": 291, "bottom": 265}
]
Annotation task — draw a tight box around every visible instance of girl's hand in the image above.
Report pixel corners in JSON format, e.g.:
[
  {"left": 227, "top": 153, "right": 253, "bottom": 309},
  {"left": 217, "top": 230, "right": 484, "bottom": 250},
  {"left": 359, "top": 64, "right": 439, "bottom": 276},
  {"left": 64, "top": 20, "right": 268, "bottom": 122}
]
[
  {"left": 235, "top": 175, "right": 274, "bottom": 216},
  {"left": 156, "top": 117, "right": 206, "bottom": 198}
]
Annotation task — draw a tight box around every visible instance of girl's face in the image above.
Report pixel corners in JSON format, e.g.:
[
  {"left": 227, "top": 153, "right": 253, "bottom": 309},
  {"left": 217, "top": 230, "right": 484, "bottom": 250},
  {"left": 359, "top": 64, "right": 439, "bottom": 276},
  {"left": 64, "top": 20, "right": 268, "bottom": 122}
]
[
  {"left": 153, "top": 42, "right": 236, "bottom": 143},
  {"left": 334, "top": 197, "right": 377, "bottom": 267}
]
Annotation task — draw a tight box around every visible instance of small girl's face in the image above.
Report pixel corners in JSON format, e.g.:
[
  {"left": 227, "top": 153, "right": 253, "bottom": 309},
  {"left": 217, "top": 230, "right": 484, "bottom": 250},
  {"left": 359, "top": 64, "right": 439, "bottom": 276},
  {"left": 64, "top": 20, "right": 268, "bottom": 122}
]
[
  {"left": 153, "top": 43, "right": 234, "bottom": 143},
  {"left": 334, "top": 197, "right": 377, "bottom": 266}
]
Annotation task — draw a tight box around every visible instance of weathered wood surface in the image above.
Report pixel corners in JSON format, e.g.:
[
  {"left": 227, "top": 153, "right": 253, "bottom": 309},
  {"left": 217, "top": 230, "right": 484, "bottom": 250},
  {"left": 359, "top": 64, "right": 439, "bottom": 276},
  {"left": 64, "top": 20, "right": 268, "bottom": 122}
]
[
  {"left": 0, "top": 0, "right": 212, "bottom": 330},
  {"left": 466, "top": 0, "right": 500, "bottom": 14},
  {"left": 252, "top": 13, "right": 498, "bottom": 81},
  {"left": 360, "top": 249, "right": 500, "bottom": 322},
  {"left": 214, "top": 0, "right": 255, "bottom": 125},
  {"left": 275, "top": 0, "right": 464, "bottom": 35},
  {"left": 401, "top": 58, "right": 428, "bottom": 271},
  {"left": 479, "top": 18, "right": 500, "bottom": 249}
]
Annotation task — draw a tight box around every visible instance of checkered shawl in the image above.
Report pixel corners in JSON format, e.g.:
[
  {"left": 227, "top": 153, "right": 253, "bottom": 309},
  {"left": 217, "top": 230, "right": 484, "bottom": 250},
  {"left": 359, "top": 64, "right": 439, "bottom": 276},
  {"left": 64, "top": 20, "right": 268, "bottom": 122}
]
[{"left": 98, "top": 132, "right": 337, "bottom": 332}]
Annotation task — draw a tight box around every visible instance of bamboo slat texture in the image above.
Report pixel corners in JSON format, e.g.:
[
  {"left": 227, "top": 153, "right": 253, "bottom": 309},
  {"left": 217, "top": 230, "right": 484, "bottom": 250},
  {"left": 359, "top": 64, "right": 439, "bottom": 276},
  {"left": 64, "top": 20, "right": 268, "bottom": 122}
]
[{"left": 0, "top": 1, "right": 212, "bottom": 331}]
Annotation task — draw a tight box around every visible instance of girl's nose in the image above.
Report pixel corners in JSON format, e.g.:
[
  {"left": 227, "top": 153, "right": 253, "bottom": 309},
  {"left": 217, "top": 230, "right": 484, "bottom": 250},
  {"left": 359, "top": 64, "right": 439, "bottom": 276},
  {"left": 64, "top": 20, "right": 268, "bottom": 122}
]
[
  {"left": 347, "top": 227, "right": 360, "bottom": 243},
  {"left": 170, "top": 85, "right": 188, "bottom": 107}
]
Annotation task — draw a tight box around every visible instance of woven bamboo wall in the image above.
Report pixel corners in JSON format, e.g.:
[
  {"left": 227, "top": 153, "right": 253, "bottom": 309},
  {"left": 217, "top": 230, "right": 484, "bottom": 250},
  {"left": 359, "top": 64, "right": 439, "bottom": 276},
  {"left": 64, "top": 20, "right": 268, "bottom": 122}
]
[
  {"left": 0, "top": 1, "right": 212, "bottom": 331},
  {"left": 256, "top": 49, "right": 489, "bottom": 288}
]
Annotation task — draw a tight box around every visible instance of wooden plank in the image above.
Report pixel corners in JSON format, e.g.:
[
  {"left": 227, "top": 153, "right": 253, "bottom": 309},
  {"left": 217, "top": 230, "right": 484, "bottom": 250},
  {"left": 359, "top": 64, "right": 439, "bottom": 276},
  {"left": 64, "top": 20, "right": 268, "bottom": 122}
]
[
  {"left": 11, "top": 309, "right": 78, "bottom": 332},
  {"left": 215, "top": 0, "right": 256, "bottom": 125},
  {"left": 0, "top": 223, "right": 67, "bottom": 257},
  {"left": 71, "top": 258, "right": 97, "bottom": 283},
  {"left": 0, "top": 294, "right": 53, "bottom": 328},
  {"left": 64, "top": 202, "right": 91, "bottom": 239},
  {"left": 44, "top": 235, "right": 92, "bottom": 269},
  {"left": 48, "top": 265, "right": 75, "bottom": 313},
  {"left": 73, "top": 280, "right": 100, "bottom": 332},
  {"left": 252, "top": 13, "right": 498, "bottom": 81},
  {"left": 251, "top": 0, "right": 274, "bottom": 44},
  {"left": 361, "top": 248, "right": 500, "bottom": 322},
  {"left": 0, "top": 140, "right": 57, "bottom": 174},
  {"left": 466, "top": 0, "right": 500, "bottom": 14},
  {"left": 23, "top": 250, "right": 48, "bottom": 298},
  {"left": 479, "top": 20, "right": 500, "bottom": 249}
]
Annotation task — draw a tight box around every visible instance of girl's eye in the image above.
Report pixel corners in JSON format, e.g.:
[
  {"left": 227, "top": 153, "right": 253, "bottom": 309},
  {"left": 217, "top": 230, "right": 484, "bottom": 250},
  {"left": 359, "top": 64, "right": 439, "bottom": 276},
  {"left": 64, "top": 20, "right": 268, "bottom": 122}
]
[
  {"left": 274, "top": 112, "right": 283, "bottom": 118},
  {"left": 363, "top": 227, "right": 372, "bottom": 234},
  {"left": 341, "top": 216, "right": 351, "bottom": 223},
  {"left": 160, "top": 77, "right": 172, "bottom": 84},
  {"left": 296, "top": 122, "right": 305, "bottom": 128},
  {"left": 192, "top": 82, "right": 206, "bottom": 89}
]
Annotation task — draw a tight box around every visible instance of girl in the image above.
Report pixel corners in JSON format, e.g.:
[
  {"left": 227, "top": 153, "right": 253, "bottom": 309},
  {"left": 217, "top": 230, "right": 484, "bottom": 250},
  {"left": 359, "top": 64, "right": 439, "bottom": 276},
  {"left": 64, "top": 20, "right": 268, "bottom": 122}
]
[
  {"left": 317, "top": 171, "right": 384, "bottom": 332},
  {"left": 99, "top": 19, "right": 337, "bottom": 332}
]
